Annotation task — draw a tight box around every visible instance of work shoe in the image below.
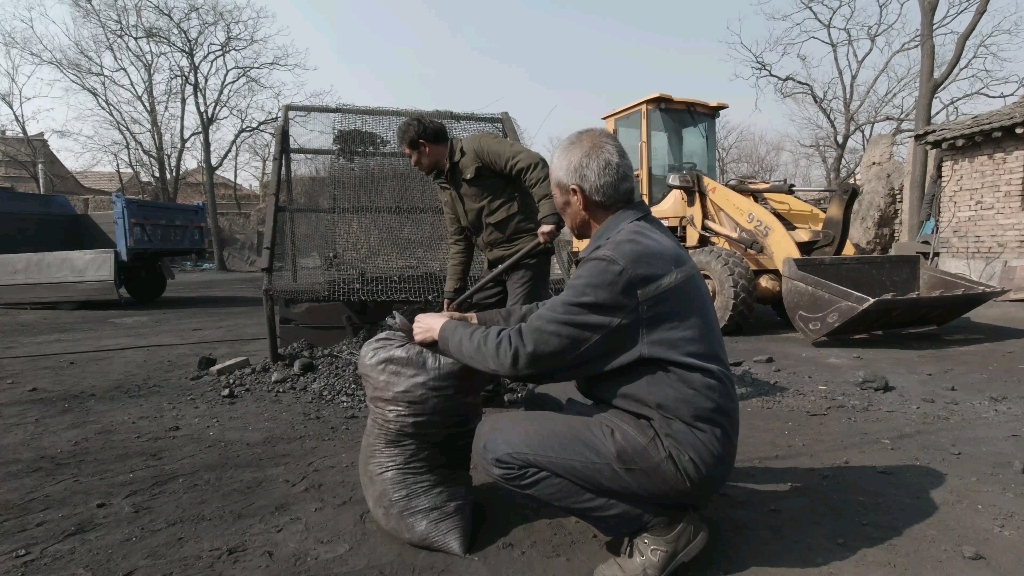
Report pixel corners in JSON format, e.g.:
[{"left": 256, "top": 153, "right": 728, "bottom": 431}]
[{"left": 593, "top": 513, "right": 708, "bottom": 576}]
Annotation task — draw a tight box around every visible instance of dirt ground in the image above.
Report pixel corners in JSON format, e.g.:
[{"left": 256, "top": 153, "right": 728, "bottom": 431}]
[{"left": 2, "top": 272, "right": 1023, "bottom": 576}]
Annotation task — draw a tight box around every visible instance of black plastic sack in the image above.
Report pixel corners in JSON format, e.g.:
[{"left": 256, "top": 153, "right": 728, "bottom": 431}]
[{"left": 357, "top": 313, "right": 489, "bottom": 556}]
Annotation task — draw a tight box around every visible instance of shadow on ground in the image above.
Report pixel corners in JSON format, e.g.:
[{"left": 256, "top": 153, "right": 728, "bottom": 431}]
[
  {"left": 1, "top": 295, "right": 262, "bottom": 312},
  {"left": 734, "top": 305, "right": 797, "bottom": 338},
  {"left": 77, "top": 294, "right": 263, "bottom": 311},
  {"left": 733, "top": 305, "right": 1024, "bottom": 351},
  {"left": 125, "top": 294, "right": 263, "bottom": 310},
  {"left": 690, "top": 465, "right": 945, "bottom": 574},
  {"left": 470, "top": 482, "right": 569, "bottom": 552},
  {"left": 812, "top": 317, "right": 1024, "bottom": 351}
]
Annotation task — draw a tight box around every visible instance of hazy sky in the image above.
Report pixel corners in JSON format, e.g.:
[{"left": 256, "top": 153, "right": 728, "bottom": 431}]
[{"left": 269, "top": 0, "right": 779, "bottom": 149}]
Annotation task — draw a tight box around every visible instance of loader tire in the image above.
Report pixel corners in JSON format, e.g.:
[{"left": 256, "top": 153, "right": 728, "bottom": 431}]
[
  {"left": 690, "top": 246, "right": 756, "bottom": 335},
  {"left": 121, "top": 261, "right": 168, "bottom": 304}
]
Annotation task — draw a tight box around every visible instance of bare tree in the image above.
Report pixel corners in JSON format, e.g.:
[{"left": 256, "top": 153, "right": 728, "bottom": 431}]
[
  {"left": 906, "top": 0, "right": 1023, "bottom": 237},
  {"left": 0, "top": 24, "right": 58, "bottom": 193},
  {"left": 729, "top": 0, "right": 920, "bottom": 186},
  {"left": 779, "top": 140, "right": 829, "bottom": 187},
  {"left": 740, "top": 130, "right": 786, "bottom": 181},
  {"left": 541, "top": 134, "right": 563, "bottom": 160},
  {"left": 149, "top": 0, "right": 309, "bottom": 270},
  {"left": 728, "top": 0, "right": 1022, "bottom": 189},
  {"left": 715, "top": 118, "right": 744, "bottom": 182},
  {"left": 237, "top": 128, "right": 273, "bottom": 200},
  {"left": 14, "top": 0, "right": 200, "bottom": 201}
]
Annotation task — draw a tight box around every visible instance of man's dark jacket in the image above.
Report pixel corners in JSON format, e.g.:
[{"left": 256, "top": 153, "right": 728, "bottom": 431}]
[
  {"left": 438, "top": 201, "right": 739, "bottom": 495},
  {"left": 433, "top": 133, "right": 559, "bottom": 299}
]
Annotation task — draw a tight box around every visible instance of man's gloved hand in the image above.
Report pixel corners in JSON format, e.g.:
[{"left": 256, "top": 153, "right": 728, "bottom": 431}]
[
  {"left": 537, "top": 223, "right": 559, "bottom": 244},
  {"left": 443, "top": 298, "right": 457, "bottom": 312}
]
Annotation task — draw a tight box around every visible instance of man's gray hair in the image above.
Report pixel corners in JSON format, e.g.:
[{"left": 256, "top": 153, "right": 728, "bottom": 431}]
[{"left": 550, "top": 128, "right": 635, "bottom": 209}]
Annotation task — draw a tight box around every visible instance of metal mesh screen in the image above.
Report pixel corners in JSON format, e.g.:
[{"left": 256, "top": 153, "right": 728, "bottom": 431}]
[{"left": 267, "top": 105, "right": 566, "bottom": 303}]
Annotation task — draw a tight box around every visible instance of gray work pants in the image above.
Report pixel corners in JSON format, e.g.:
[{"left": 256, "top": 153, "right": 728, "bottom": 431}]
[
  {"left": 463, "top": 253, "right": 551, "bottom": 313},
  {"left": 473, "top": 383, "right": 696, "bottom": 538}
]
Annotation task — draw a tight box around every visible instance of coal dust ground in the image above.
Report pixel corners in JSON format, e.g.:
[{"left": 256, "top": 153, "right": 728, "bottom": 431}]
[{"left": 2, "top": 272, "right": 1023, "bottom": 576}]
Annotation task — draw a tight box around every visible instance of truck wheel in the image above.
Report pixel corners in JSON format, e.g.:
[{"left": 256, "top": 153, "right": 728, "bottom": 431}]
[
  {"left": 121, "top": 262, "right": 168, "bottom": 304},
  {"left": 690, "top": 246, "right": 756, "bottom": 335}
]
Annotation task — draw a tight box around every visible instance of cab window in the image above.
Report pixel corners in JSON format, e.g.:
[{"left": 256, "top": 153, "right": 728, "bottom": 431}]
[
  {"left": 613, "top": 111, "right": 642, "bottom": 201},
  {"left": 648, "top": 107, "right": 716, "bottom": 206}
]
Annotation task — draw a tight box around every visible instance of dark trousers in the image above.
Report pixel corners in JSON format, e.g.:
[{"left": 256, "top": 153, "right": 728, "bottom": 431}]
[
  {"left": 463, "top": 253, "right": 551, "bottom": 313},
  {"left": 473, "top": 383, "right": 696, "bottom": 538}
]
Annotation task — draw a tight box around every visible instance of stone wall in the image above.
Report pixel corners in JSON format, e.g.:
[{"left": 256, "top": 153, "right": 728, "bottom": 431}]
[
  {"left": 62, "top": 195, "right": 114, "bottom": 214},
  {"left": 849, "top": 135, "right": 904, "bottom": 254},
  {"left": 217, "top": 207, "right": 265, "bottom": 272},
  {"left": 936, "top": 136, "right": 1024, "bottom": 284}
]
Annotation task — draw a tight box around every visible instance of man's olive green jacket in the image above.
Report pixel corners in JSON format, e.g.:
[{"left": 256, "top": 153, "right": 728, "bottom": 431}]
[{"left": 432, "top": 133, "right": 560, "bottom": 298}]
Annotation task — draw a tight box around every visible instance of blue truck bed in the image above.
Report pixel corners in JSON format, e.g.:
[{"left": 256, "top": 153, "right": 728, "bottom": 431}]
[
  {"left": 112, "top": 194, "right": 208, "bottom": 262},
  {"left": 0, "top": 189, "right": 210, "bottom": 305}
]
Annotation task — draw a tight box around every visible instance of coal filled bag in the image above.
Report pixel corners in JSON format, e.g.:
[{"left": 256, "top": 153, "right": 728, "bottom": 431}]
[{"left": 357, "top": 314, "right": 489, "bottom": 556}]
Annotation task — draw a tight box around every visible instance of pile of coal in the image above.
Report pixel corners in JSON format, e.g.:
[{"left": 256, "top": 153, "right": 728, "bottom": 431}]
[{"left": 188, "top": 336, "right": 371, "bottom": 409}]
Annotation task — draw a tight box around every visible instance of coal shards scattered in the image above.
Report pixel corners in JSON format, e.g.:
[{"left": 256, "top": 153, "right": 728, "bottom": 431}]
[
  {"left": 192, "top": 336, "right": 371, "bottom": 409},
  {"left": 190, "top": 301, "right": 531, "bottom": 408}
]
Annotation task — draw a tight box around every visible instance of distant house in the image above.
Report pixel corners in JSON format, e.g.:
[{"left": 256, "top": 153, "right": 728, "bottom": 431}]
[
  {"left": 177, "top": 167, "right": 260, "bottom": 212},
  {"left": 74, "top": 167, "right": 260, "bottom": 211},
  {"left": 73, "top": 171, "right": 150, "bottom": 197},
  {"left": 0, "top": 131, "right": 92, "bottom": 196},
  {"left": 915, "top": 97, "right": 1024, "bottom": 297}
]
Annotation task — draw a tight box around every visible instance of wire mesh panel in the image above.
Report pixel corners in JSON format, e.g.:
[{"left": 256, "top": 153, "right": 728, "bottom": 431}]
[{"left": 267, "top": 105, "right": 562, "bottom": 304}]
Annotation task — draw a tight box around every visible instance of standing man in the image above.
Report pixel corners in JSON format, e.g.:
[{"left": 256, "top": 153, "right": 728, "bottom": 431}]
[
  {"left": 412, "top": 128, "right": 738, "bottom": 576},
  {"left": 398, "top": 115, "right": 561, "bottom": 312}
]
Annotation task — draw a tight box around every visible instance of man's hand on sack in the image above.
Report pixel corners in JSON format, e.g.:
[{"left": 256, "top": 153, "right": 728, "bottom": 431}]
[
  {"left": 537, "top": 224, "right": 559, "bottom": 244},
  {"left": 413, "top": 312, "right": 478, "bottom": 346}
]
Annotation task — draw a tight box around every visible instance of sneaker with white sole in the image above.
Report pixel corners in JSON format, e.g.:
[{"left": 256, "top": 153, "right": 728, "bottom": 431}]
[{"left": 592, "top": 512, "right": 708, "bottom": 576}]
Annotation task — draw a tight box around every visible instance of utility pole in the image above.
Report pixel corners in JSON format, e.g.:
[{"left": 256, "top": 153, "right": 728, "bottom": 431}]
[{"left": 37, "top": 157, "right": 48, "bottom": 194}]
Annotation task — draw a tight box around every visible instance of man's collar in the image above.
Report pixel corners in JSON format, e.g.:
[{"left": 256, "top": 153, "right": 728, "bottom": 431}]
[
  {"left": 449, "top": 137, "right": 463, "bottom": 163},
  {"left": 579, "top": 201, "right": 650, "bottom": 259},
  {"left": 435, "top": 137, "right": 462, "bottom": 180}
]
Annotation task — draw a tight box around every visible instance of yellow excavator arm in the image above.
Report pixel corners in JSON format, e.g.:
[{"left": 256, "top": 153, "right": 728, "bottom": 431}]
[{"left": 572, "top": 173, "right": 856, "bottom": 272}]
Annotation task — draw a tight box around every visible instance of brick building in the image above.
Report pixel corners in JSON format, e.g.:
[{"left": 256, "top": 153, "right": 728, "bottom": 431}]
[{"left": 915, "top": 98, "right": 1024, "bottom": 297}]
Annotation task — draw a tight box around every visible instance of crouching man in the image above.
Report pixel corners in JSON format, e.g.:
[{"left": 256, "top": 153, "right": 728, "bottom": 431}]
[{"left": 412, "top": 128, "right": 738, "bottom": 575}]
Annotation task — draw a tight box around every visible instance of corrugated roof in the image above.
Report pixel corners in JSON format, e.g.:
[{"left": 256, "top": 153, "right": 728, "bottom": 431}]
[
  {"left": 180, "top": 167, "right": 254, "bottom": 193},
  {"left": 73, "top": 171, "right": 135, "bottom": 192},
  {"left": 602, "top": 93, "right": 730, "bottom": 120},
  {"left": 915, "top": 97, "right": 1024, "bottom": 146}
]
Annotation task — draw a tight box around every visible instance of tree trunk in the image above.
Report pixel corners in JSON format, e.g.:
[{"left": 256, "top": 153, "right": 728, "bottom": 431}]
[
  {"left": 828, "top": 149, "right": 844, "bottom": 188},
  {"left": 147, "top": 80, "right": 171, "bottom": 202},
  {"left": 201, "top": 134, "right": 227, "bottom": 271},
  {"left": 908, "top": 0, "right": 939, "bottom": 241},
  {"left": 232, "top": 146, "right": 242, "bottom": 212}
]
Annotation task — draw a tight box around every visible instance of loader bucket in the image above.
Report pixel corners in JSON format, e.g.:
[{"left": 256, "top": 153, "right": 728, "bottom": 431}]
[{"left": 781, "top": 255, "right": 1009, "bottom": 341}]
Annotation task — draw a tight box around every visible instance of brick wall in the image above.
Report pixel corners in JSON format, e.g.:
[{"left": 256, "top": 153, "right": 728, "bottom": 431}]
[{"left": 938, "top": 136, "right": 1024, "bottom": 282}]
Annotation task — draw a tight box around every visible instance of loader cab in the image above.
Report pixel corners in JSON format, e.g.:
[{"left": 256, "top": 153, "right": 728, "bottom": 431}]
[{"left": 603, "top": 94, "right": 728, "bottom": 207}]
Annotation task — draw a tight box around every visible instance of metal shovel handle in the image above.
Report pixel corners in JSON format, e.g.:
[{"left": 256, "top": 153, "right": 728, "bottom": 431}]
[{"left": 451, "top": 238, "right": 543, "bottom": 311}]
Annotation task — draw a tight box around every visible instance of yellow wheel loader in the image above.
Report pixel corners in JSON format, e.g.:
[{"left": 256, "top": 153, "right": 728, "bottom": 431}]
[{"left": 557, "top": 94, "right": 1008, "bottom": 340}]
